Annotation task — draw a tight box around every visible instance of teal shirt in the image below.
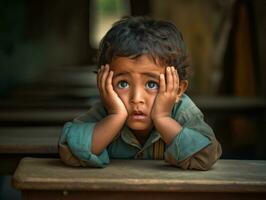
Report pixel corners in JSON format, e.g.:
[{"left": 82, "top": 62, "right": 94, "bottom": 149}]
[{"left": 59, "top": 94, "right": 214, "bottom": 168}]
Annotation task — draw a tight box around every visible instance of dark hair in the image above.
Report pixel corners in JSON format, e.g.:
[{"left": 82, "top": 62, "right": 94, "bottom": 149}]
[{"left": 98, "top": 16, "right": 189, "bottom": 80}]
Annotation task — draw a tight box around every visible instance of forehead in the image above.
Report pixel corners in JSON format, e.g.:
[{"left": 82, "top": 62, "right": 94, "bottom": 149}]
[{"left": 110, "top": 55, "right": 165, "bottom": 75}]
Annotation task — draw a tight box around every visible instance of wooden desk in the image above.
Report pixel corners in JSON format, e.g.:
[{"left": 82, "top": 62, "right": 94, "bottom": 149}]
[
  {"left": 0, "top": 127, "right": 60, "bottom": 174},
  {"left": 13, "top": 158, "right": 266, "bottom": 200}
]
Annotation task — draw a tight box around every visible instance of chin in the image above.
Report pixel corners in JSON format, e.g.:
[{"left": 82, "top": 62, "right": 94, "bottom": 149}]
[{"left": 126, "top": 121, "right": 153, "bottom": 133}]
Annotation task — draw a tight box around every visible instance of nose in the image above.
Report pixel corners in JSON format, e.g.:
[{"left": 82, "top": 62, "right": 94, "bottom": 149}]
[{"left": 130, "top": 86, "right": 145, "bottom": 104}]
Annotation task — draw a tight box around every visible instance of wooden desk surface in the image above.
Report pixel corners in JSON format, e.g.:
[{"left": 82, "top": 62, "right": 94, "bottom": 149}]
[{"left": 13, "top": 158, "right": 266, "bottom": 193}]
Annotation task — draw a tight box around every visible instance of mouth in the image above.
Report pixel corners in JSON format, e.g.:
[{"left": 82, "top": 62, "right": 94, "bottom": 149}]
[{"left": 130, "top": 111, "right": 147, "bottom": 121}]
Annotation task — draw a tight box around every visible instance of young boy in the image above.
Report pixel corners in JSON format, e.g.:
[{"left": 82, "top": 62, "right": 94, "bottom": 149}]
[{"left": 58, "top": 16, "right": 222, "bottom": 170}]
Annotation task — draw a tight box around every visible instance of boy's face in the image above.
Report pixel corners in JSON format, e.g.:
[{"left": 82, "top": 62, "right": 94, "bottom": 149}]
[{"left": 110, "top": 55, "right": 174, "bottom": 134}]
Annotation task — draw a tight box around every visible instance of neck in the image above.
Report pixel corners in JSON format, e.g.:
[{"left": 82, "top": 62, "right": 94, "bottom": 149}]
[{"left": 131, "top": 129, "right": 150, "bottom": 145}]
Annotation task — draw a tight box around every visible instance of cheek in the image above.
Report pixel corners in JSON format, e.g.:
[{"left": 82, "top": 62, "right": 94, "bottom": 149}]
[
  {"left": 147, "top": 92, "right": 158, "bottom": 106},
  {"left": 151, "top": 94, "right": 157, "bottom": 103},
  {"left": 114, "top": 89, "right": 129, "bottom": 104}
]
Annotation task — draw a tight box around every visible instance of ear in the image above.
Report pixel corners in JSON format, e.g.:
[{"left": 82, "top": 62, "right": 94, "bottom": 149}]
[{"left": 176, "top": 80, "right": 188, "bottom": 102}]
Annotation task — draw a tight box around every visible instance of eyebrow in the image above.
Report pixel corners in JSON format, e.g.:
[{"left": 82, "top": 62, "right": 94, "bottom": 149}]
[
  {"left": 113, "top": 72, "right": 129, "bottom": 78},
  {"left": 113, "top": 72, "right": 160, "bottom": 80},
  {"left": 142, "top": 72, "right": 160, "bottom": 80}
]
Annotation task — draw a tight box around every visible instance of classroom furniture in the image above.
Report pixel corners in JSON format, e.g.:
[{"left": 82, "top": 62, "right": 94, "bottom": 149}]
[
  {"left": 13, "top": 158, "right": 266, "bottom": 200},
  {"left": 0, "top": 127, "right": 60, "bottom": 175},
  {"left": 0, "top": 109, "right": 86, "bottom": 126}
]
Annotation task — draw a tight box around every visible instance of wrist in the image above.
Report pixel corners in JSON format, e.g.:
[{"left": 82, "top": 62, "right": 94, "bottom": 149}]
[
  {"left": 108, "top": 112, "right": 128, "bottom": 122},
  {"left": 152, "top": 115, "right": 171, "bottom": 126},
  {"left": 153, "top": 117, "right": 182, "bottom": 145},
  {"left": 107, "top": 107, "right": 128, "bottom": 116},
  {"left": 151, "top": 112, "right": 170, "bottom": 123}
]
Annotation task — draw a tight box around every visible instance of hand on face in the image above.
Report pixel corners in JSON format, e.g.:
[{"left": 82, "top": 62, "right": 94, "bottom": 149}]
[
  {"left": 97, "top": 65, "right": 128, "bottom": 116},
  {"left": 151, "top": 66, "right": 179, "bottom": 120}
]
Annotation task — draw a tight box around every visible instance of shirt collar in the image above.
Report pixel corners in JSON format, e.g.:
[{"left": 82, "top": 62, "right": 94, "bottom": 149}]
[{"left": 121, "top": 126, "right": 161, "bottom": 149}]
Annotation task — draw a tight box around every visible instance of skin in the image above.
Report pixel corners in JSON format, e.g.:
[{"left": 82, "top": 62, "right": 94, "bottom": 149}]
[{"left": 92, "top": 55, "right": 188, "bottom": 155}]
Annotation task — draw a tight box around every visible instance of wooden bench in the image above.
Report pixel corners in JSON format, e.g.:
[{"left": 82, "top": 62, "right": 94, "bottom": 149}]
[
  {"left": 0, "top": 98, "right": 94, "bottom": 109},
  {"left": 0, "top": 127, "right": 60, "bottom": 175},
  {"left": 9, "top": 86, "right": 99, "bottom": 100},
  {"left": 0, "top": 109, "right": 86, "bottom": 126},
  {"left": 12, "top": 158, "right": 266, "bottom": 200},
  {"left": 33, "top": 66, "right": 98, "bottom": 87},
  {"left": 6, "top": 66, "right": 99, "bottom": 100},
  {"left": 1, "top": 97, "right": 264, "bottom": 123}
]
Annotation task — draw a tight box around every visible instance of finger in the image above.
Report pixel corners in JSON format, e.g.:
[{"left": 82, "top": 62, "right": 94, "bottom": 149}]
[
  {"left": 159, "top": 73, "right": 166, "bottom": 93},
  {"left": 106, "top": 70, "right": 114, "bottom": 94},
  {"left": 97, "top": 65, "right": 103, "bottom": 88},
  {"left": 100, "top": 65, "right": 109, "bottom": 94},
  {"left": 166, "top": 67, "right": 174, "bottom": 92},
  {"left": 97, "top": 65, "right": 104, "bottom": 93},
  {"left": 175, "top": 68, "right": 180, "bottom": 93},
  {"left": 172, "top": 67, "right": 178, "bottom": 92}
]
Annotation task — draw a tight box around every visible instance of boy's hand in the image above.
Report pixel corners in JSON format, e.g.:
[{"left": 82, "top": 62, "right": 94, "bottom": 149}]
[
  {"left": 151, "top": 66, "right": 179, "bottom": 121},
  {"left": 151, "top": 67, "right": 183, "bottom": 144},
  {"left": 97, "top": 65, "right": 128, "bottom": 117}
]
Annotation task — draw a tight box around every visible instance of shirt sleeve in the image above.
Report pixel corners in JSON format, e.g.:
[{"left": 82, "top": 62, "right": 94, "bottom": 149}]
[
  {"left": 59, "top": 122, "right": 109, "bottom": 168},
  {"left": 164, "top": 113, "right": 222, "bottom": 170},
  {"left": 58, "top": 102, "right": 110, "bottom": 168}
]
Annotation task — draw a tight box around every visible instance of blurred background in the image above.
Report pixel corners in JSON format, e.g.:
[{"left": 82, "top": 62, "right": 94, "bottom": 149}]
[{"left": 0, "top": 0, "right": 266, "bottom": 199}]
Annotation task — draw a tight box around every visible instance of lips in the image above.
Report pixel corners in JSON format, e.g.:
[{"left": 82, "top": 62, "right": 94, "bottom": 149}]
[{"left": 130, "top": 111, "right": 147, "bottom": 120}]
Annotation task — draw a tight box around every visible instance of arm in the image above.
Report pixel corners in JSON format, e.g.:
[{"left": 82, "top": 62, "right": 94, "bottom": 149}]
[
  {"left": 163, "top": 114, "right": 222, "bottom": 170},
  {"left": 92, "top": 65, "right": 127, "bottom": 155},
  {"left": 58, "top": 65, "right": 127, "bottom": 167},
  {"left": 151, "top": 66, "right": 182, "bottom": 144},
  {"left": 151, "top": 67, "right": 221, "bottom": 170},
  {"left": 175, "top": 131, "right": 222, "bottom": 171}
]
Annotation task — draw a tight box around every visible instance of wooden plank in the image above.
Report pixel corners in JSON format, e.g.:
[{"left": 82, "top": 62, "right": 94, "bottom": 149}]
[
  {"left": 35, "top": 66, "right": 97, "bottom": 87},
  {"left": 7, "top": 67, "right": 99, "bottom": 99},
  {"left": 19, "top": 190, "right": 266, "bottom": 200},
  {"left": 0, "top": 99, "right": 96, "bottom": 109},
  {"left": 0, "top": 96, "right": 264, "bottom": 112},
  {"left": 0, "top": 126, "right": 62, "bottom": 175},
  {"left": 9, "top": 87, "right": 99, "bottom": 99},
  {"left": 17, "top": 66, "right": 98, "bottom": 88},
  {"left": 0, "top": 109, "right": 86, "bottom": 125},
  {"left": 0, "top": 127, "right": 61, "bottom": 174},
  {"left": 193, "top": 96, "right": 266, "bottom": 114},
  {"left": 0, "top": 127, "right": 60, "bottom": 154},
  {"left": 0, "top": 97, "right": 264, "bottom": 126},
  {"left": 13, "top": 158, "right": 266, "bottom": 193}
]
